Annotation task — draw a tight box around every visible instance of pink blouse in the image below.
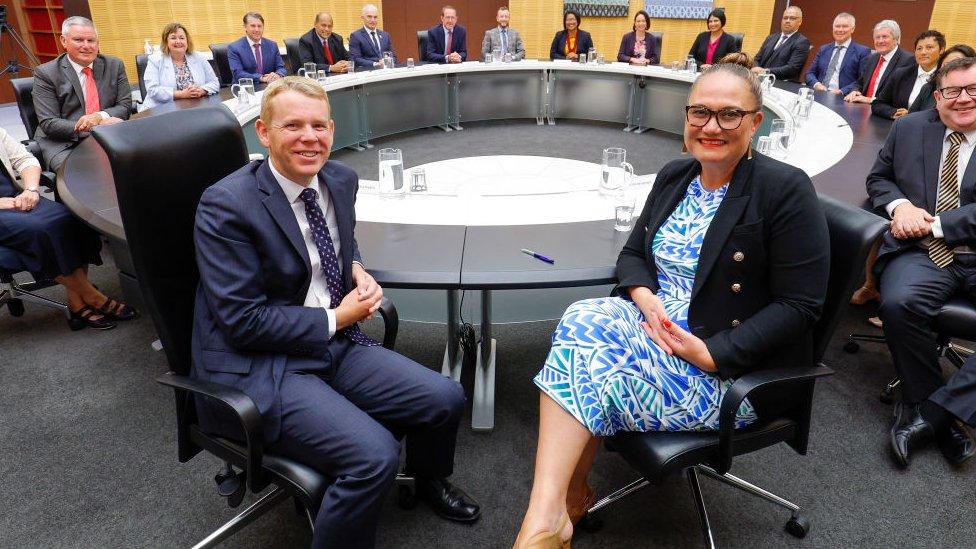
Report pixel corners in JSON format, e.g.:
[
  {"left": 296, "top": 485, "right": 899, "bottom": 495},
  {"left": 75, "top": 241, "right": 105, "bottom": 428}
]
[{"left": 705, "top": 37, "right": 720, "bottom": 64}]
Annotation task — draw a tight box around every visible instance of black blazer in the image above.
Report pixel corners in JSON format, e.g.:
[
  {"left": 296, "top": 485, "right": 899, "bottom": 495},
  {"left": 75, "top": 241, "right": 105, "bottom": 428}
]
[
  {"left": 753, "top": 31, "right": 811, "bottom": 81},
  {"left": 872, "top": 63, "right": 925, "bottom": 119},
  {"left": 616, "top": 154, "right": 829, "bottom": 380},
  {"left": 853, "top": 48, "right": 914, "bottom": 96},
  {"left": 688, "top": 31, "right": 740, "bottom": 66},
  {"left": 550, "top": 29, "right": 594, "bottom": 60},
  {"left": 298, "top": 29, "right": 349, "bottom": 72}
]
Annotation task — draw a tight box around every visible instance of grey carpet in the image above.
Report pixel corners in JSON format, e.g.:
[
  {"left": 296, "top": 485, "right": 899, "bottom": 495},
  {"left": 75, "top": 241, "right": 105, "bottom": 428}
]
[{"left": 2, "top": 121, "right": 974, "bottom": 548}]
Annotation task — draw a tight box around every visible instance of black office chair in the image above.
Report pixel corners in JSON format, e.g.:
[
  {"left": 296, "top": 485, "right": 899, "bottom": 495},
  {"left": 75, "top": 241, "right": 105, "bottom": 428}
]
[
  {"left": 10, "top": 77, "right": 41, "bottom": 157},
  {"left": 650, "top": 31, "right": 663, "bottom": 61},
  {"left": 91, "top": 106, "right": 409, "bottom": 547},
  {"left": 209, "top": 43, "right": 233, "bottom": 87},
  {"left": 583, "top": 195, "right": 887, "bottom": 547},
  {"left": 135, "top": 54, "right": 149, "bottom": 101},
  {"left": 417, "top": 30, "right": 429, "bottom": 62},
  {"left": 0, "top": 247, "right": 69, "bottom": 318},
  {"left": 729, "top": 32, "right": 744, "bottom": 53},
  {"left": 284, "top": 38, "right": 302, "bottom": 74}
]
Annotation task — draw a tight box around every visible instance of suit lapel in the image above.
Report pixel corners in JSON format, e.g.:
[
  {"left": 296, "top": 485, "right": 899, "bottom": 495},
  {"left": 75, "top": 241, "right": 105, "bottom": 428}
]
[
  {"left": 691, "top": 156, "right": 753, "bottom": 300},
  {"left": 961, "top": 136, "right": 976, "bottom": 204},
  {"left": 60, "top": 56, "right": 85, "bottom": 109},
  {"left": 922, "top": 113, "right": 947, "bottom": 212},
  {"left": 92, "top": 56, "right": 105, "bottom": 104},
  {"left": 257, "top": 162, "right": 312, "bottom": 277}
]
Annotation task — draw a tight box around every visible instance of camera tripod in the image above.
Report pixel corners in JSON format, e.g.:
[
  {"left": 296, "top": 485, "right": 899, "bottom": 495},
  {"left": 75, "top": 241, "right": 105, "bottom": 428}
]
[{"left": 0, "top": 7, "right": 40, "bottom": 78}]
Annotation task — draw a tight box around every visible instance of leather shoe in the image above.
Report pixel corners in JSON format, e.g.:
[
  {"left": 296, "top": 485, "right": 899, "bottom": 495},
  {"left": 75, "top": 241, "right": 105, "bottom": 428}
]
[
  {"left": 890, "top": 404, "right": 934, "bottom": 468},
  {"left": 415, "top": 476, "right": 481, "bottom": 523},
  {"left": 937, "top": 422, "right": 975, "bottom": 466}
]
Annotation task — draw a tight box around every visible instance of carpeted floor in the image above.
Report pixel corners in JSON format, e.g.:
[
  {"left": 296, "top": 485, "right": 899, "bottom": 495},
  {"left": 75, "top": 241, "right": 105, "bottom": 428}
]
[{"left": 2, "top": 120, "right": 974, "bottom": 548}]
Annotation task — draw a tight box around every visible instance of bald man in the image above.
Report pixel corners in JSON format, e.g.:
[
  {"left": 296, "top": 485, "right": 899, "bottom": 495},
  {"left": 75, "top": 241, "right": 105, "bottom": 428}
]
[{"left": 348, "top": 4, "right": 397, "bottom": 69}]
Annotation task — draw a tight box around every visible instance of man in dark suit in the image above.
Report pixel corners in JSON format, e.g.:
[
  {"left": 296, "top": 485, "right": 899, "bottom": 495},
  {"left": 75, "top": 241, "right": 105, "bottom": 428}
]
[
  {"left": 298, "top": 12, "right": 350, "bottom": 75},
  {"left": 752, "top": 5, "right": 811, "bottom": 81},
  {"left": 31, "top": 16, "right": 130, "bottom": 172},
  {"left": 844, "top": 20, "right": 914, "bottom": 103},
  {"left": 348, "top": 4, "right": 396, "bottom": 69},
  {"left": 425, "top": 5, "right": 467, "bottom": 64},
  {"left": 804, "top": 12, "right": 871, "bottom": 95},
  {"left": 866, "top": 57, "right": 976, "bottom": 468},
  {"left": 192, "top": 77, "right": 480, "bottom": 547},
  {"left": 227, "top": 12, "right": 287, "bottom": 83}
]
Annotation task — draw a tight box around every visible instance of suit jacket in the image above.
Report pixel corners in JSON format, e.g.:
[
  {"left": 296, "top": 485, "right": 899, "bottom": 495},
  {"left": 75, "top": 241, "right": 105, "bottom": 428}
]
[
  {"left": 852, "top": 48, "right": 914, "bottom": 97},
  {"left": 549, "top": 30, "right": 594, "bottom": 60},
  {"left": 348, "top": 27, "right": 396, "bottom": 68},
  {"left": 482, "top": 26, "right": 525, "bottom": 61},
  {"left": 688, "top": 31, "right": 740, "bottom": 66},
  {"left": 617, "top": 31, "right": 659, "bottom": 64},
  {"left": 426, "top": 24, "right": 467, "bottom": 63},
  {"left": 804, "top": 41, "right": 871, "bottom": 94},
  {"left": 227, "top": 36, "right": 287, "bottom": 82},
  {"left": 872, "top": 63, "right": 928, "bottom": 119},
  {"left": 191, "top": 159, "right": 363, "bottom": 442},
  {"left": 32, "top": 53, "right": 132, "bottom": 170},
  {"left": 298, "top": 29, "right": 349, "bottom": 73},
  {"left": 866, "top": 110, "right": 976, "bottom": 265},
  {"left": 908, "top": 81, "right": 937, "bottom": 113},
  {"left": 142, "top": 52, "right": 220, "bottom": 110},
  {"left": 753, "top": 31, "right": 811, "bottom": 81},
  {"left": 616, "top": 154, "right": 829, "bottom": 380}
]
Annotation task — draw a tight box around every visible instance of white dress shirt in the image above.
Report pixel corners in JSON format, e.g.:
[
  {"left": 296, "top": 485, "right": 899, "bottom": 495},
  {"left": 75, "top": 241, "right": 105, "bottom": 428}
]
[
  {"left": 827, "top": 38, "right": 852, "bottom": 90},
  {"left": 908, "top": 65, "right": 937, "bottom": 107},
  {"left": 774, "top": 32, "right": 795, "bottom": 50},
  {"left": 269, "top": 160, "right": 343, "bottom": 337},
  {"left": 66, "top": 57, "right": 109, "bottom": 120}
]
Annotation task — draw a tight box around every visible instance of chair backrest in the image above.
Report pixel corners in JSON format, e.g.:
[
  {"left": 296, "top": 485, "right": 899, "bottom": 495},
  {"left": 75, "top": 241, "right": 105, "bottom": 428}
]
[
  {"left": 814, "top": 194, "right": 888, "bottom": 361},
  {"left": 729, "top": 32, "right": 744, "bottom": 52},
  {"left": 91, "top": 106, "right": 248, "bottom": 376},
  {"left": 10, "top": 77, "right": 38, "bottom": 140},
  {"left": 417, "top": 30, "right": 429, "bottom": 62},
  {"left": 283, "top": 38, "right": 302, "bottom": 74},
  {"left": 135, "top": 54, "right": 148, "bottom": 100},
  {"left": 650, "top": 32, "right": 663, "bottom": 59},
  {"left": 209, "top": 43, "right": 233, "bottom": 87}
]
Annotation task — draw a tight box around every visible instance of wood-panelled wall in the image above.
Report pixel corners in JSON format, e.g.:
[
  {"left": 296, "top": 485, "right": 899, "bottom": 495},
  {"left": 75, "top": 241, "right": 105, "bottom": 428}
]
[{"left": 930, "top": 0, "right": 976, "bottom": 48}]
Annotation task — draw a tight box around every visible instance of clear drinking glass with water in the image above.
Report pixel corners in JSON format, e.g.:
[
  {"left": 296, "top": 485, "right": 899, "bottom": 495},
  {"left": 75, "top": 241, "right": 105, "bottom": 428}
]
[
  {"left": 768, "top": 119, "right": 794, "bottom": 159},
  {"left": 297, "top": 62, "right": 317, "bottom": 78},
  {"left": 492, "top": 47, "right": 501, "bottom": 63},
  {"left": 410, "top": 167, "right": 427, "bottom": 192},
  {"left": 755, "top": 135, "right": 772, "bottom": 156},
  {"left": 614, "top": 192, "right": 636, "bottom": 232},
  {"left": 383, "top": 51, "right": 394, "bottom": 68},
  {"left": 378, "top": 148, "right": 405, "bottom": 198},
  {"left": 600, "top": 147, "right": 635, "bottom": 197}
]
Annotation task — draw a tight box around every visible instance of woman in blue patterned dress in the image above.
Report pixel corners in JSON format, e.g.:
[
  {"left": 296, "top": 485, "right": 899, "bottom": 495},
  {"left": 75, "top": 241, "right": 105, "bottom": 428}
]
[{"left": 514, "top": 63, "right": 830, "bottom": 548}]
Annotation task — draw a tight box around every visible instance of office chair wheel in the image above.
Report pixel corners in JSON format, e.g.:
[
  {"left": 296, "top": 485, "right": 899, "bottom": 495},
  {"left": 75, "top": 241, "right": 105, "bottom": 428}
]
[
  {"left": 784, "top": 515, "right": 810, "bottom": 538},
  {"left": 578, "top": 513, "right": 604, "bottom": 533},
  {"left": 6, "top": 298, "right": 25, "bottom": 317},
  {"left": 843, "top": 340, "right": 860, "bottom": 353},
  {"left": 396, "top": 484, "right": 417, "bottom": 510}
]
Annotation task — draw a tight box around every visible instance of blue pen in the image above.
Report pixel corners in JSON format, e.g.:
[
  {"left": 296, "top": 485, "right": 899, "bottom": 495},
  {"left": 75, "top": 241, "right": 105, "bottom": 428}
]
[{"left": 521, "top": 248, "right": 555, "bottom": 264}]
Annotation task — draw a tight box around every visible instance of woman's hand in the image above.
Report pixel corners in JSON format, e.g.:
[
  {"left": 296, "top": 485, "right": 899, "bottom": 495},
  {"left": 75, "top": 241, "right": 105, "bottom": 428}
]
[
  {"left": 629, "top": 286, "right": 672, "bottom": 354},
  {"left": 0, "top": 197, "right": 15, "bottom": 209},
  {"left": 13, "top": 189, "right": 39, "bottom": 212},
  {"left": 642, "top": 317, "right": 718, "bottom": 372}
]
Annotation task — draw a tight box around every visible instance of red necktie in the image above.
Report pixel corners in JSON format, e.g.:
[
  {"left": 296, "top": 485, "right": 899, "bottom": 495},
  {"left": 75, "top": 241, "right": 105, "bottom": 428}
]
[
  {"left": 253, "top": 42, "right": 264, "bottom": 74},
  {"left": 81, "top": 66, "right": 100, "bottom": 114},
  {"left": 446, "top": 30, "right": 453, "bottom": 55},
  {"left": 322, "top": 40, "right": 334, "bottom": 65},
  {"left": 865, "top": 56, "right": 886, "bottom": 98}
]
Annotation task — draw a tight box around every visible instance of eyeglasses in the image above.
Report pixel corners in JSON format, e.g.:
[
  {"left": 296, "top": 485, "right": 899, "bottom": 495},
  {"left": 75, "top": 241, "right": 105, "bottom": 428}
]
[
  {"left": 938, "top": 85, "right": 976, "bottom": 99},
  {"left": 685, "top": 105, "right": 759, "bottom": 130}
]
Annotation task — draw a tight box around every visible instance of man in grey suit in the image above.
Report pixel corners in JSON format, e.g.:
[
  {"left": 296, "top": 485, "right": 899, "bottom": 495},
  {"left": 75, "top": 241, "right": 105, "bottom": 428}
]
[
  {"left": 867, "top": 57, "right": 976, "bottom": 468},
  {"left": 482, "top": 6, "right": 525, "bottom": 61},
  {"left": 32, "top": 16, "right": 130, "bottom": 171}
]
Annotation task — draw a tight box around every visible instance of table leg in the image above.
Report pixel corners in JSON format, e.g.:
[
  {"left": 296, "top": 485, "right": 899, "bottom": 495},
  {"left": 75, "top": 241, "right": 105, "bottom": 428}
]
[
  {"left": 471, "top": 289, "right": 497, "bottom": 431},
  {"left": 442, "top": 289, "right": 462, "bottom": 381},
  {"left": 450, "top": 75, "right": 464, "bottom": 131}
]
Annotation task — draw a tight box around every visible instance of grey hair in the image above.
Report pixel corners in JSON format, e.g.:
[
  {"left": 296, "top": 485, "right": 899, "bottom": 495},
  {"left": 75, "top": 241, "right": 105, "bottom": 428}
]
[
  {"left": 690, "top": 63, "right": 763, "bottom": 110},
  {"left": 835, "top": 12, "right": 855, "bottom": 27},
  {"left": 362, "top": 4, "right": 379, "bottom": 15},
  {"left": 62, "top": 16, "right": 96, "bottom": 36},
  {"left": 874, "top": 19, "right": 901, "bottom": 43},
  {"left": 785, "top": 5, "right": 802, "bottom": 17}
]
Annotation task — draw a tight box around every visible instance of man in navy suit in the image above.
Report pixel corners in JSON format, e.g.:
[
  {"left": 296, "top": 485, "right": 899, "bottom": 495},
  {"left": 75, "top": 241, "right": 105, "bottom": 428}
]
[
  {"left": 348, "top": 4, "right": 396, "bottom": 69},
  {"left": 298, "top": 12, "right": 351, "bottom": 75},
  {"left": 751, "top": 5, "right": 811, "bottom": 82},
  {"left": 844, "top": 20, "right": 914, "bottom": 104},
  {"left": 227, "top": 12, "right": 287, "bottom": 83},
  {"left": 192, "top": 77, "right": 480, "bottom": 548},
  {"left": 804, "top": 12, "right": 871, "bottom": 95},
  {"left": 866, "top": 58, "right": 976, "bottom": 469},
  {"left": 425, "top": 5, "right": 467, "bottom": 64}
]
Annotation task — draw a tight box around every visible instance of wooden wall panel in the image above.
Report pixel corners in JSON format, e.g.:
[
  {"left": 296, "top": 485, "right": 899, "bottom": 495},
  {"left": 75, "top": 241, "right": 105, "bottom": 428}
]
[{"left": 929, "top": 0, "right": 976, "bottom": 48}]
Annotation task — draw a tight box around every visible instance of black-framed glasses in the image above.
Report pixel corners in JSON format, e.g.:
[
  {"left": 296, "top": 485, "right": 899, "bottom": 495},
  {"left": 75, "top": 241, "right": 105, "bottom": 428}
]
[
  {"left": 938, "top": 84, "right": 976, "bottom": 99},
  {"left": 685, "top": 105, "right": 759, "bottom": 130}
]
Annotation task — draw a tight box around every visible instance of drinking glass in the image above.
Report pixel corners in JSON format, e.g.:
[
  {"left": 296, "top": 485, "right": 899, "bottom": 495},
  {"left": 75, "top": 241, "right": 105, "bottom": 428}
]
[
  {"left": 600, "top": 147, "right": 635, "bottom": 197},
  {"left": 347, "top": 62, "right": 355, "bottom": 74},
  {"left": 492, "top": 47, "right": 501, "bottom": 63},
  {"left": 503, "top": 52, "right": 513, "bottom": 63},
  {"left": 407, "top": 57, "right": 415, "bottom": 68},
  {"left": 316, "top": 70, "right": 327, "bottom": 84},
  {"left": 755, "top": 135, "right": 772, "bottom": 156},
  {"left": 297, "top": 62, "right": 317, "bottom": 78},
  {"left": 410, "top": 168, "right": 427, "bottom": 192},
  {"left": 378, "top": 148, "right": 405, "bottom": 198},
  {"left": 614, "top": 192, "right": 636, "bottom": 232},
  {"left": 231, "top": 78, "right": 255, "bottom": 107},
  {"left": 671, "top": 60, "right": 681, "bottom": 71},
  {"left": 383, "top": 51, "right": 394, "bottom": 68},
  {"left": 588, "top": 47, "right": 597, "bottom": 63},
  {"left": 768, "top": 119, "right": 794, "bottom": 159}
]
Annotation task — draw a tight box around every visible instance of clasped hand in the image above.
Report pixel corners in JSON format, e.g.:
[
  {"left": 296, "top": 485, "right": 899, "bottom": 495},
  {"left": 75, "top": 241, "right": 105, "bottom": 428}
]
[
  {"left": 335, "top": 264, "right": 383, "bottom": 329},
  {"left": 0, "top": 190, "right": 40, "bottom": 212},
  {"left": 631, "top": 288, "right": 717, "bottom": 372},
  {"left": 890, "top": 202, "right": 934, "bottom": 240}
]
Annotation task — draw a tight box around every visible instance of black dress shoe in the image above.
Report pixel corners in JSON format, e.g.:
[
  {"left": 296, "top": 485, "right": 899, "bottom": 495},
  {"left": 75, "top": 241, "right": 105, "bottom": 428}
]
[
  {"left": 415, "top": 477, "right": 481, "bottom": 523},
  {"left": 890, "top": 404, "right": 934, "bottom": 468},
  {"left": 937, "top": 422, "right": 975, "bottom": 466}
]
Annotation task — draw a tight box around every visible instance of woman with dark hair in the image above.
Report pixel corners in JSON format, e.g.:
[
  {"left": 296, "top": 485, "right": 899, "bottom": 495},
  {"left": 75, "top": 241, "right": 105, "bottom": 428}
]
[
  {"left": 873, "top": 29, "right": 946, "bottom": 119},
  {"left": 617, "top": 10, "right": 658, "bottom": 65},
  {"left": 549, "top": 10, "right": 594, "bottom": 60},
  {"left": 688, "top": 8, "right": 740, "bottom": 69}
]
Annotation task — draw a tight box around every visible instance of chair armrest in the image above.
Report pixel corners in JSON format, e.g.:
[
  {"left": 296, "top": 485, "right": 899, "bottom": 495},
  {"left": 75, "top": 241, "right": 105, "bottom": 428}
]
[
  {"left": 155, "top": 371, "right": 267, "bottom": 491},
  {"left": 39, "top": 171, "right": 56, "bottom": 192},
  {"left": 715, "top": 364, "right": 834, "bottom": 474},
  {"left": 378, "top": 296, "right": 398, "bottom": 349},
  {"left": 21, "top": 139, "right": 40, "bottom": 159}
]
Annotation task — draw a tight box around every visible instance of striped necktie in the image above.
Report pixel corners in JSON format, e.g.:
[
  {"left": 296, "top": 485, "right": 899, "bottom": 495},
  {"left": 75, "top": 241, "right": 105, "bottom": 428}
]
[{"left": 929, "top": 131, "right": 966, "bottom": 268}]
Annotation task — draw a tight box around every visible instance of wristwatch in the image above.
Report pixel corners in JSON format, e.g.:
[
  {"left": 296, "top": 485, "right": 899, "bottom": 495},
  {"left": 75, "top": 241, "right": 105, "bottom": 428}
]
[{"left": 25, "top": 188, "right": 39, "bottom": 194}]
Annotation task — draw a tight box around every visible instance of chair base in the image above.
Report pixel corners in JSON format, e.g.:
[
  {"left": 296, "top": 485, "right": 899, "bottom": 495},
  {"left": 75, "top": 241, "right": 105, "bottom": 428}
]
[
  {"left": 0, "top": 277, "right": 68, "bottom": 318},
  {"left": 584, "top": 465, "right": 807, "bottom": 548}
]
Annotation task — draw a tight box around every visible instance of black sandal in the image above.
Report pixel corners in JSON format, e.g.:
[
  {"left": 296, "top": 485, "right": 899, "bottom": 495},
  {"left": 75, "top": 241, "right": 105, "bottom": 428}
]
[
  {"left": 68, "top": 305, "right": 117, "bottom": 331},
  {"left": 96, "top": 297, "right": 139, "bottom": 321}
]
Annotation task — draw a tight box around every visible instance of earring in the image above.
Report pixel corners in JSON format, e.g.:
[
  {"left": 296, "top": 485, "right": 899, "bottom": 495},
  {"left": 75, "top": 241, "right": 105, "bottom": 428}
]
[{"left": 747, "top": 141, "right": 753, "bottom": 160}]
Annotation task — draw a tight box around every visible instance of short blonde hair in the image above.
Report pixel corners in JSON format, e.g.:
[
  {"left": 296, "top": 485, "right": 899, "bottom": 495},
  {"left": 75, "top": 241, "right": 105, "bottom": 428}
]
[
  {"left": 260, "top": 76, "right": 330, "bottom": 122},
  {"left": 160, "top": 22, "right": 193, "bottom": 55}
]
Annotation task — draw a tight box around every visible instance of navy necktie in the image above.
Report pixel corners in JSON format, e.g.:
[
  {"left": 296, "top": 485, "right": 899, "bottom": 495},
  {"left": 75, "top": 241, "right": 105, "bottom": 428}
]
[{"left": 299, "top": 187, "right": 377, "bottom": 346}]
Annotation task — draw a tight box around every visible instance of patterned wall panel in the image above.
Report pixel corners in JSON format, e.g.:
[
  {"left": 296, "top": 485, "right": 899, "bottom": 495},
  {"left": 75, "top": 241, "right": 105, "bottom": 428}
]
[{"left": 929, "top": 0, "right": 976, "bottom": 49}]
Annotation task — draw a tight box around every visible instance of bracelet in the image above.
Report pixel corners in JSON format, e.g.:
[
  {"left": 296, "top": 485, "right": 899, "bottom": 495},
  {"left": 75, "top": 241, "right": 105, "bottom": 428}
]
[{"left": 25, "top": 188, "right": 39, "bottom": 194}]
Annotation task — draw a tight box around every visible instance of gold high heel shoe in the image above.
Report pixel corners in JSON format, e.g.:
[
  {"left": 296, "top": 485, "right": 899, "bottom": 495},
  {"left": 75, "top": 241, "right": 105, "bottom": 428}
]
[{"left": 516, "top": 512, "right": 572, "bottom": 549}]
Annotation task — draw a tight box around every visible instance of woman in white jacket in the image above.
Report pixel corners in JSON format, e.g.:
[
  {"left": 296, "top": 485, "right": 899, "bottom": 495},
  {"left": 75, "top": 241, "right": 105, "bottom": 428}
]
[{"left": 143, "top": 22, "right": 220, "bottom": 110}]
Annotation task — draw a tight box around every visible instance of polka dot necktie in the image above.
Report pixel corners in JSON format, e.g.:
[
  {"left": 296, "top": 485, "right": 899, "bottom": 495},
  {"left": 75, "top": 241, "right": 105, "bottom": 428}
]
[{"left": 299, "top": 187, "right": 377, "bottom": 346}]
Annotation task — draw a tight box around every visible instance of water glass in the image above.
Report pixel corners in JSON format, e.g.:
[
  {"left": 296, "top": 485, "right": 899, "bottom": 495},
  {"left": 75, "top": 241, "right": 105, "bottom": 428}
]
[
  {"left": 407, "top": 57, "right": 415, "bottom": 68},
  {"left": 768, "top": 119, "right": 794, "bottom": 159},
  {"left": 383, "top": 51, "right": 394, "bottom": 68},
  {"left": 588, "top": 50, "right": 597, "bottom": 63},
  {"left": 600, "top": 147, "right": 635, "bottom": 197},
  {"left": 378, "top": 148, "right": 405, "bottom": 198},
  {"left": 231, "top": 78, "right": 255, "bottom": 107},
  {"left": 596, "top": 54, "right": 605, "bottom": 65},
  {"left": 671, "top": 60, "right": 681, "bottom": 71},
  {"left": 614, "top": 193, "right": 636, "bottom": 232},
  {"left": 316, "top": 70, "right": 327, "bottom": 84},
  {"left": 492, "top": 47, "right": 501, "bottom": 63},
  {"left": 755, "top": 135, "right": 772, "bottom": 156},
  {"left": 503, "top": 52, "right": 513, "bottom": 63},
  {"left": 410, "top": 168, "right": 427, "bottom": 192},
  {"left": 686, "top": 55, "right": 697, "bottom": 73},
  {"left": 347, "top": 62, "right": 355, "bottom": 74},
  {"left": 297, "top": 62, "right": 317, "bottom": 78}
]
